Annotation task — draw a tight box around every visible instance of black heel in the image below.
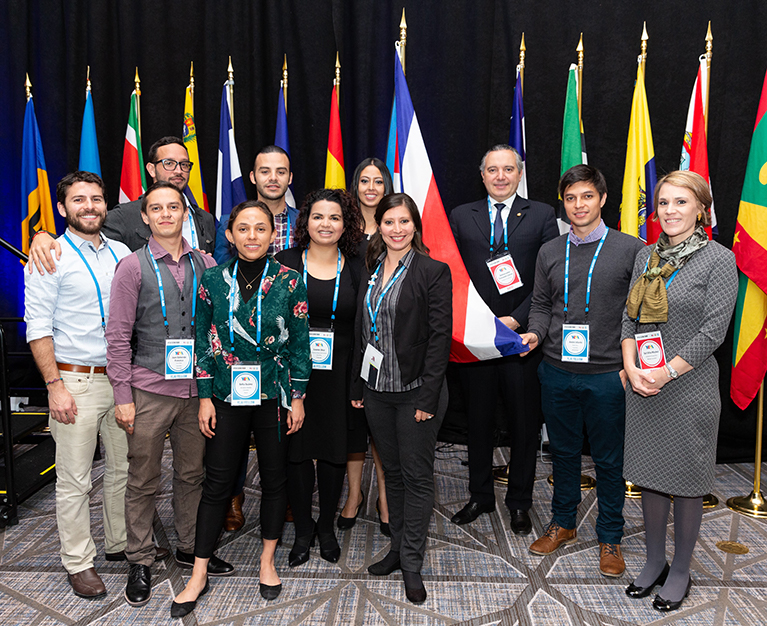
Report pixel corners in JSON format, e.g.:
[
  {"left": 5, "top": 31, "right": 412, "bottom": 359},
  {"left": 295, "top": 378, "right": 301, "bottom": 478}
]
[
  {"left": 318, "top": 530, "right": 340, "bottom": 563},
  {"left": 170, "top": 578, "right": 210, "bottom": 618},
  {"left": 337, "top": 491, "right": 365, "bottom": 530},
  {"left": 653, "top": 576, "right": 692, "bottom": 612},
  {"left": 289, "top": 522, "right": 317, "bottom": 567},
  {"left": 625, "top": 562, "right": 670, "bottom": 599}
]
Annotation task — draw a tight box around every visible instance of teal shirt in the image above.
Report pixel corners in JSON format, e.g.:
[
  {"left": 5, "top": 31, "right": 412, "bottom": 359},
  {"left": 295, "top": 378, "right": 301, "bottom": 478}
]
[{"left": 195, "top": 256, "right": 311, "bottom": 406}]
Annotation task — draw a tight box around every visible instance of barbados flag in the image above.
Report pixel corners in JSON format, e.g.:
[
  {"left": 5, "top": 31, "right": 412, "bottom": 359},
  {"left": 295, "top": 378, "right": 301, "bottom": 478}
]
[
  {"left": 393, "top": 49, "right": 527, "bottom": 361},
  {"left": 78, "top": 85, "right": 101, "bottom": 176},
  {"left": 731, "top": 68, "right": 767, "bottom": 410},
  {"left": 509, "top": 66, "right": 528, "bottom": 198},
  {"left": 183, "top": 81, "right": 209, "bottom": 212},
  {"left": 324, "top": 81, "right": 345, "bottom": 189},
  {"left": 21, "top": 96, "right": 56, "bottom": 255},
  {"left": 620, "top": 61, "right": 658, "bottom": 243}
]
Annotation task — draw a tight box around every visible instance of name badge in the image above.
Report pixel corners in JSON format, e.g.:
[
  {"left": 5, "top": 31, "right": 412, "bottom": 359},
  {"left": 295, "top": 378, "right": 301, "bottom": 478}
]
[
  {"left": 231, "top": 363, "right": 261, "bottom": 406},
  {"left": 361, "top": 343, "right": 384, "bottom": 389},
  {"left": 561, "top": 324, "right": 589, "bottom": 362},
  {"left": 309, "top": 329, "right": 334, "bottom": 370},
  {"left": 486, "top": 253, "right": 523, "bottom": 294},
  {"left": 165, "top": 339, "right": 194, "bottom": 379},
  {"left": 635, "top": 331, "right": 667, "bottom": 370}
]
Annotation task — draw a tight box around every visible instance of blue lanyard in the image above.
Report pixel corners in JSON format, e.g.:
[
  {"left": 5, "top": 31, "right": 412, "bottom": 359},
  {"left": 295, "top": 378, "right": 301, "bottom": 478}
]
[
  {"left": 286, "top": 213, "right": 292, "bottom": 248},
  {"left": 148, "top": 249, "right": 197, "bottom": 338},
  {"left": 643, "top": 257, "right": 681, "bottom": 289},
  {"left": 303, "top": 248, "right": 342, "bottom": 329},
  {"left": 564, "top": 228, "right": 609, "bottom": 322},
  {"left": 487, "top": 198, "right": 508, "bottom": 257},
  {"left": 187, "top": 210, "right": 198, "bottom": 249},
  {"left": 365, "top": 261, "right": 407, "bottom": 343},
  {"left": 229, "top": 258, "right": 270, "bottom": 353},
  {"left": 63, "top": 232, "right": 118, "bottom": 334}
]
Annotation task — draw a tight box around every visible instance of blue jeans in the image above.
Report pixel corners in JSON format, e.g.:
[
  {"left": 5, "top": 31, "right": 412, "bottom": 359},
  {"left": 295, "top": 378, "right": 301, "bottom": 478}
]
[{"left": 538, "top": 360, "right": 626, "bottom": 544}]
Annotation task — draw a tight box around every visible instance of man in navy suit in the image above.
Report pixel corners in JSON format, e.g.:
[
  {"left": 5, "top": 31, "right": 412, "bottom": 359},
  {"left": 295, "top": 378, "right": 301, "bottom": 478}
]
[{"left": 449, "top": 144, "right": 558, "bottom": 533}]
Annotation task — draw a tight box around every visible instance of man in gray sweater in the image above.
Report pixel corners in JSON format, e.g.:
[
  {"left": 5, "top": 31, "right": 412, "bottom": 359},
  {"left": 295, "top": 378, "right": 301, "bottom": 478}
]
[{"left": 520, "top": 165, "right": 644, "bottom": 578}]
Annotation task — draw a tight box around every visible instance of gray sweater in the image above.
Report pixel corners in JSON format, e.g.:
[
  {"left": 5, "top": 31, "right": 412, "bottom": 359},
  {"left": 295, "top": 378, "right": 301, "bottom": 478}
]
[{"left": 527, "top": 229, "right": 645, "bottom": 374}]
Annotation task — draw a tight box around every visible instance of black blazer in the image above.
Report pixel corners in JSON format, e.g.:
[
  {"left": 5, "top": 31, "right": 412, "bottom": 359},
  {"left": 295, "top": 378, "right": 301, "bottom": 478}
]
[
  {"left": 449, "top": 195, "right": 558, "bottom": 329},
  {"left": 351, "top": 252, "right": 452, "bottom": 415},
  {"left": 102, "top": 196, "right": 216, "bottom": 254}
]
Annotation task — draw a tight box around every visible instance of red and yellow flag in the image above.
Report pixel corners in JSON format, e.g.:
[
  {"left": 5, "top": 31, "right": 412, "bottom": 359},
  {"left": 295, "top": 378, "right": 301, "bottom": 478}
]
[
  {"left": 324, "top": 82, "right": 345, "bottom": 189},
  {"left": 731, "top": 69, "right": 767, "bottom": 409}
]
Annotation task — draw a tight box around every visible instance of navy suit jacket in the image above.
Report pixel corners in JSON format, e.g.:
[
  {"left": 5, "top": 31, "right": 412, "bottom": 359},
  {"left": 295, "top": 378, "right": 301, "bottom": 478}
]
[{"left": 449, "top": 195, "right": 558, "bottom": 330}]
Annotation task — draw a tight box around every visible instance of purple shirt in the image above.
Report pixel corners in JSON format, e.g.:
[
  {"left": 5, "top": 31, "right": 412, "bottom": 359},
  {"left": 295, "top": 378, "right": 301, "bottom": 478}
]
[
  {"left": 568, "top": 219, "right": 607, "bottom": 246},
  {"left": 106, "top": 237, "right": 217, "bottom": 405}
]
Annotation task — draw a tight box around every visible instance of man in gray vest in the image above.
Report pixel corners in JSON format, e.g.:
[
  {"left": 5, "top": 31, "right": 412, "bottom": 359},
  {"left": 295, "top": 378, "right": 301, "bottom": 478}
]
[{"left": 106, "top": 182, "right": 232, "bottom": 607}]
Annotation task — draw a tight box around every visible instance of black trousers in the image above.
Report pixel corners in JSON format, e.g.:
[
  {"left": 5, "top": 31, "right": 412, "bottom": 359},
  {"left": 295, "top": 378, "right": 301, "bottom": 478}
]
[
  {"left": 458, "top": 350, "right": 542, "bottom": 511},
  {"left": 194, "top": 397, "right": 288, "bottom": 558}
]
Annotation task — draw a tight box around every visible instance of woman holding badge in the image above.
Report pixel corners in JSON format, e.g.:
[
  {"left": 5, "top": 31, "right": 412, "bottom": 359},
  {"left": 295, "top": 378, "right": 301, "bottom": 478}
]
[
  {"left": 276, "top": 188, "right": 363, "bottom": 566},
  {"left": 171, "top": 200, "right": 310, "bottom": 617},
  {"left": 621, "top": 171, "right": 737, "bottom": 612}
]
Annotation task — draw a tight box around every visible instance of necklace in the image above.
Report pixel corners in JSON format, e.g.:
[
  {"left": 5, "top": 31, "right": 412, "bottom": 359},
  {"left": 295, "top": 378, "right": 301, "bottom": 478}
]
[{"left": 243, "top": 269, "right": 264, "bottom": 290}]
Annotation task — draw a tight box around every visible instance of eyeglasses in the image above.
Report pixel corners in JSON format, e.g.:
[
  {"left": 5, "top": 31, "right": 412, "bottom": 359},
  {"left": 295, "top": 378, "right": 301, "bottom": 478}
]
[{"left": 153, "top": 159, "right": 194, "bottom": 172}]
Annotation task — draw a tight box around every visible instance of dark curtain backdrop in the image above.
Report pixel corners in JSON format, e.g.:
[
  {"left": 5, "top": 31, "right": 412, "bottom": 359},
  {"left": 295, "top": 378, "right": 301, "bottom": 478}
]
[{"left": 2, "top": 0, "right": 766, "bottom": 461}]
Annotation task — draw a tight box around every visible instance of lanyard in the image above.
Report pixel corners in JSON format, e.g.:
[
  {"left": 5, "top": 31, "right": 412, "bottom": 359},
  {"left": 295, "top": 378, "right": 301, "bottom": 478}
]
[
  {"left": 303, "top": 248, "right": 342, "bottom": 329},
  {"left": 148, "top": 249, "right": 197, "bottom": 338},
  {"left": 365, "top": 261, "right": 407, "bottom": 343},
  {"left": 229, "top": 258, "right": 270, "bottom": 353},
  {"left": 564, "top": 228, "right": 609, "bottom": 322},
  {"left": 643, "top": 257, "right": 681, "bottom": 289},
  {"left": 286, "top": 213, "right": 292, "bottom": 248},
  {"left": 487, "top": 198, "right": 508, "bottom": 257},
  {"left": 187, "top": 210, "right": 199, "bottom": 249},
  {"left": 63, "top": 233, "right": 118, "bottom": 334}
]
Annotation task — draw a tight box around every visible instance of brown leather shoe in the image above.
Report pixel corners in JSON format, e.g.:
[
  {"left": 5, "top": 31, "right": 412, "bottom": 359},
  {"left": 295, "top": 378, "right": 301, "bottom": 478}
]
[
  {"left": 224, "top": 492, "right": 245, "bottom": 532},
  {"left": 599, "top": 542, "right": 625, "bottom": 577},
  {"left": 529, "top": 521, "right": 577, "bottom": 555},
  {"left": 68, "top": 567, "right": 107, "bottom": 599}
]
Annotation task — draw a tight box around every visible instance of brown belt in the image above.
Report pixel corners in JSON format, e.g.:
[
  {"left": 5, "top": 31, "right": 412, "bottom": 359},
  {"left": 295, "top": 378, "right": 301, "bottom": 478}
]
[{"left": 57, "top": 362, "right": 107, "bottom": 375}]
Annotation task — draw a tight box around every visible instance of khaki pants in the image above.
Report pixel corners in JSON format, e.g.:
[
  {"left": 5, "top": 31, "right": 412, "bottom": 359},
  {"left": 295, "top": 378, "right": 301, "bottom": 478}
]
[
  {"left": 50, "top": 370, "right": 128, "bottom": 574},
  {"left": 125, "top": 388, "right": 204, "bottom": 566}
]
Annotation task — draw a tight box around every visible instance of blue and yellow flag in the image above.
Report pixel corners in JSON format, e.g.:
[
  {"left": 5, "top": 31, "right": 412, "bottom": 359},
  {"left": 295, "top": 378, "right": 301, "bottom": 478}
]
[
  {"left": 21, "top": 96, "right": 56, "bottom": 255},
  {"left": 620, "top": 62, "right": 658, "bottom": 243}
]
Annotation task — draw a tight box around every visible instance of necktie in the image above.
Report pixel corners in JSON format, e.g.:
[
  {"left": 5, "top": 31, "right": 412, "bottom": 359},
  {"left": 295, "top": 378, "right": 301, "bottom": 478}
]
[{"left": 494, "top": 203, "right": 506, "bottom": 246}]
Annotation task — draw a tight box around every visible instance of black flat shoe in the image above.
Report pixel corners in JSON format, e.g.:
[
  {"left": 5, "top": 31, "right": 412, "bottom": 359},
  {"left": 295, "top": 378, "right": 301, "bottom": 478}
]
[
  {"left": 259, "top": 582, "right": 282, "bottom": 601},
  {"left": 170, "top": 578, "right": 210, "bottom": 618},
  {"left": 376, "top": 498, "right": 391, "bottom": 537},
  {"left": 337, "top": 491, "right": 365, "bottom": 530},
  {"left": 318, "top": 531, "right": 340, "bottom": 563},
  {"left": 451, "top": 500, "right": 495, "bottom": 525},
  {"left": 626, "top": 562, "right": 670, "bottom": 599},
  {"left": 289, "top": 524, "right": 317, "bottom": 567},
  {"left": 175, "top": 550, "right": 235, "bottom": 576},
  {"left": 403, "top": 570, "right": 427, "bottom": 604},
  {"left": 653, "top": 576, "right": 692, "bottom": 612},
  {"left": 368, "top": 550, "right": 401, "bottom": 576}
]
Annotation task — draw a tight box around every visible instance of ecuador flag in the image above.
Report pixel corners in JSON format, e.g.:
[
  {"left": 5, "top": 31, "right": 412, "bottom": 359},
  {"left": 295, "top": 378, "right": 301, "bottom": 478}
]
[
  {"left": 21, "top": 95, "right": 56, "bottom": 255},
  {"left": 731, "top": 69, "right": 767, "bottom": 410},
  {"left": 324, "top": 81, "right": 345, "bottom": 189}
]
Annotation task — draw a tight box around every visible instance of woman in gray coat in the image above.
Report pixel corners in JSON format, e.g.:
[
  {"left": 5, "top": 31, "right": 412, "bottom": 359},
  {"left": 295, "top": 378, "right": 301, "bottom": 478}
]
[{"left": 621, "top": 171, "right": 737, "bottom": 612}]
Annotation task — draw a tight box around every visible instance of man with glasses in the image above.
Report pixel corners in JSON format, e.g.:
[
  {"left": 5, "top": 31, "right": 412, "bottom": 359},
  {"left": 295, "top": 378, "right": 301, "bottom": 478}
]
[{"left": 27, "top": 137, "right": 216, "bottom": 275}]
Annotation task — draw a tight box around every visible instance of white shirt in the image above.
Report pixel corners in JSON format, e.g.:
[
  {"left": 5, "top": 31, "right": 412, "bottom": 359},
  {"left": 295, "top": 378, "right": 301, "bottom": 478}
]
[{"left": 488, "top": 193, "right": 517, "bottom": 227}]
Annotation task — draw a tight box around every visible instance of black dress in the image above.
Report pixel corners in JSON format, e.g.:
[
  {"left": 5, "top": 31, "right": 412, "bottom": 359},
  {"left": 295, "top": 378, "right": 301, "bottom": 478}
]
[{"left": 276, "top": 247, "right": 361, "bottom": 464}]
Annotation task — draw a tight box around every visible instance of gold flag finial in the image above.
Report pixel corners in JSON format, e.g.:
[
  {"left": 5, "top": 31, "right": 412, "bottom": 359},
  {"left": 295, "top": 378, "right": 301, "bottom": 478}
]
[
  {"left": 706, "top": 20, "right": 713, "bottom": 43},
  {"left": 398, "top": 8, "right": 407, "bottom": 74},
  {"left": 400, "top": 7, "right": 406, "bottom": 29},
  {"left": 577, "top": 32, "right": 584, "bottom": 53},
  {"left": 227, "top": 56, "right": 233, "bottom": 80},
  {"left": 577, "top": 34, "right": 584, "bottom": 121},
  {"left": 282, "top": 54, "right": 288, "bottom": 115},
  {"left": 704, "top": 22, "right": 713, "bottom": 133},
  {"left": 517, "top": 33, "right": 526, "bottom": 94},
  {"left": 86, "top": 65, "right": 91, "bottom": 91},
  {"left": 335, "top": 51, "right": 341, "bottom": 86},
  {"left": 640, "top": 22, "right": 648, "bottom": 75},
  {"left": 25, "top": 73, "right": 32, "bottom": 100},
  {"left": 134, "top": 67, "right": 141, "bottom": 95},
  {"left": 189, "top": 61, "right": 194, "bottom": 92}
]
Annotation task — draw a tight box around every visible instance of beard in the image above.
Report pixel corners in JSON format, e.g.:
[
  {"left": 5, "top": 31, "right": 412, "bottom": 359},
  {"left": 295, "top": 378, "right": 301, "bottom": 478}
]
[{"left": 65, "top": 209, "right": 106, "bottom": 235}]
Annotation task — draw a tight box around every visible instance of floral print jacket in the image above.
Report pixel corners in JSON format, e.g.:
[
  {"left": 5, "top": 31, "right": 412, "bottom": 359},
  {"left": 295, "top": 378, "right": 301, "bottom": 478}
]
[{"left": 195, "top": 256, "right": 311, "bottom": 407}]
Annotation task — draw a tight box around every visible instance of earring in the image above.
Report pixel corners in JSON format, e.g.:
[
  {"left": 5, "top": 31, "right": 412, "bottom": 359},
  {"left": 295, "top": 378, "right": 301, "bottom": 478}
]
[{"left": 696, "top": 213, "right": 703, "bottom": 223}]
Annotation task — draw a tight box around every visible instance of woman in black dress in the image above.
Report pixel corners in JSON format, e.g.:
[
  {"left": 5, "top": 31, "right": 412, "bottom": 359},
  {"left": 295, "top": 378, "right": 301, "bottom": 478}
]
[{"left": 276, "top": 189, "right": 363, "bottom": 566}]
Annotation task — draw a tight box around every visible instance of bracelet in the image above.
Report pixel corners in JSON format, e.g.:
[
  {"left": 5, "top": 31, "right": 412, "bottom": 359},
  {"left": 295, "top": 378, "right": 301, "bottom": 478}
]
[
  {"left": 45, "top": 377, "right": 63, "bottom": 386},
  {"left": 31, "top": 229, "right": 51, "bottom": 243}
]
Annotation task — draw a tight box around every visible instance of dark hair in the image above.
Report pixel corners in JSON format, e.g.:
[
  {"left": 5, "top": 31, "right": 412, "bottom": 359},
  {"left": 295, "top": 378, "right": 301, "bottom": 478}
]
[
  {"left": 652, "top": 170, "right": 712, "bottom": 226},
  {"left": 141, "top": 181, "right": 186, "bottom": 213},
  {"left": 479, "top": 144, "right": 523, "bottom": 172},
  {"left": 365, "top": 193, "right": 429, "bottom": 270},
  {"left": 253, "top": 145, "right": 291, "bottom": 172},
  {"left": 350, "top": 158, "right": 394, "bottom": 207},
  {"left": 56, "top": 171, "right": 107, "bottom": 204},
  {"left": 558, "top": 164, "right": 608, "bottom": 199},
  {"left": 294, "top": 189, "right": 363, "bottom": 258},
  {"left": 147, "top": 136, "right": 187, "bottom": 164},
  {"left": 226, "top": 200, "right": 275, "bottom": 232}
]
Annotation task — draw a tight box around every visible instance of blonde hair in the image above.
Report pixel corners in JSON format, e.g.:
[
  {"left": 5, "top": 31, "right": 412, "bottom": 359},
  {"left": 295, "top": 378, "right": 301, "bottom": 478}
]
[{"left": 653, "top": 171, "right": 712, "bottom": 226}]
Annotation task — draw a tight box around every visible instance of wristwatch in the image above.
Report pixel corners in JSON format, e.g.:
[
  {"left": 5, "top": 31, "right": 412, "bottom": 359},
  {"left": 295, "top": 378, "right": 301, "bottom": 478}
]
[{"left": 665, "top": 363, "right": 679, "bottom": 380}]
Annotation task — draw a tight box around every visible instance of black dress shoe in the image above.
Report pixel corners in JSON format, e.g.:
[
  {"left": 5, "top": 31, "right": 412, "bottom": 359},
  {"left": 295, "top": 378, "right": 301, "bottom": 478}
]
[
  {"left": 175, "top": 549, "right": 235, "bottom": 576},
  {"left": 289, "top": 525, "right": 317, "bottom": 567},
  {"left": 170, "top": 578, "right": 210, "bottom": 618},
  {"left": 403, "top": 570, "right": 427, "bottom": 604},
  {"left": 318, "top": 530, "right": 341, "bottom": 563},
  {"left": 510, "top": 509, "right": 532, "bottom": 535},
  {"left": 368, "top": 550, "right": 401, "bottom": 576},
  {"left": 337, "top": 491, "right": 365, "bottom": 530},
  {"left": 106, "top": 547, "right": 170, "bottom": 562},
  {"left": 451, "top": 501, "right": 495, "bottom": 525},
  {"left": 653, "top": 576, "right": 692, "bottom": 612},
  {"left": 124, "top": 563, "right": 151, "bottom": 607},
  {"left": 626, "top": 562, "right": 670, "bottom": 599},
  {"left": 259, "top": 582, "right": 282, "bottom": 600}
]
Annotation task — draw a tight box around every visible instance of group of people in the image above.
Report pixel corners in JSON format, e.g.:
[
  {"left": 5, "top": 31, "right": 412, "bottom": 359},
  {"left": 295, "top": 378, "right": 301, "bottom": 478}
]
[{"left": 24, "top": 137, "right": 737, "bottom": 616}]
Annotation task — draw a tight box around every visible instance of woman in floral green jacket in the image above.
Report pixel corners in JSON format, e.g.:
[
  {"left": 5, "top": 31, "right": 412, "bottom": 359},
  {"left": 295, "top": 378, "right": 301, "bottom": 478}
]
[{"left": 171, "top": 200, "right": 310, "bottom": 617}]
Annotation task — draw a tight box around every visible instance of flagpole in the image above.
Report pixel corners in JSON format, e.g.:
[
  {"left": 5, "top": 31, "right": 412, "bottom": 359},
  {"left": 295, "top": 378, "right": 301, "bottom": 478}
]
[
  {"left": 704, "top": 21, "right": 713, "bottom": 134},
  {"left": 398, "top": 8, "right": 407, "bottom": 74},
  {"left": 227, "top": 57, "right": 235, "bottom": 130},
  {"left": 518, "top": 33, "right": 526, "bottom": 95},
  {"left": 640, "top": 22, "right": 648, "bottom": 77},
  {"left": 189, "top": 62, "right": 195, "bottom": 105},
  {"left": 25, "top": 73, "right": 32, "bottom": 101},
  {"left": 134, "top": 68, "right": 142, "bottom": 147},
  {"left": 86, "top": 65, "right": 91, "bottom": 95},
  {"left": 335, "top": 52, "right": 341, "bottom": 102},
  {"left": 576, "top": 33, "right": 583, "bottom": 121},
  {"left": 281, "top": 55, "right": 288, "bottom": 115}
]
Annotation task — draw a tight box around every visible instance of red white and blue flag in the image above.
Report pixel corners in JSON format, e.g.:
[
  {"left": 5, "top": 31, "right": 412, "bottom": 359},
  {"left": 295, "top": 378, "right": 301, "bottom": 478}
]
[{"left": 392, "top": 49, "right": 527, "bottom": 362}]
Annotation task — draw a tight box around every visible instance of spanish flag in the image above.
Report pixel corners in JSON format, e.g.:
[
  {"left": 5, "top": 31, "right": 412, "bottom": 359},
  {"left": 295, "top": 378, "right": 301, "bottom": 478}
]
[
  {"left": 21, "top": 95, "right": 56, "bottom": 255},
  {"left": 324, "top": 81, "right": 345, "bottom": 189},
  {"left": 731, "top": 69, "right": 767, "bottom": 410},
  {"left": 620, "top": 61, "right": 658, "bottom": 243},
  {"left": 183, "top": 82, "right": 209, "bottom": 212}
]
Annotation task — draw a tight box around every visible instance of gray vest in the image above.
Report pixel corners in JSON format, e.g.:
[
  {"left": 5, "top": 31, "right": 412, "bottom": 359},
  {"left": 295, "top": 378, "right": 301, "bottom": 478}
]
[{"left": 133, "top": 246, "right": 207, "bottom": 375}]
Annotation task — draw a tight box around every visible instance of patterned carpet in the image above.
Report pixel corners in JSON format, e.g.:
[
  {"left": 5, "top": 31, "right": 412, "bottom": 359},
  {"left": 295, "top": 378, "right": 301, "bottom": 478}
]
[{"left": 1, "top": 442, "right": 766, "bottom": 625}]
